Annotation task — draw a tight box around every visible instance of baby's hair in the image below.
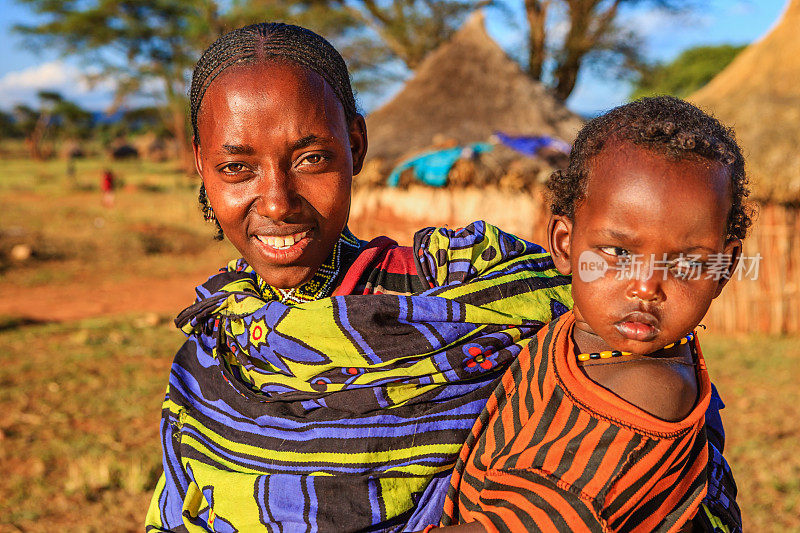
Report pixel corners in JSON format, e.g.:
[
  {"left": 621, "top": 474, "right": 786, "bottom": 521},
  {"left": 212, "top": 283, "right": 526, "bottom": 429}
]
[
  {"left": 548, "top": 96, "right": 752, "bottom": 240},
  {"left": 191, "top": 22, "right": 359, "bottom": 239}
]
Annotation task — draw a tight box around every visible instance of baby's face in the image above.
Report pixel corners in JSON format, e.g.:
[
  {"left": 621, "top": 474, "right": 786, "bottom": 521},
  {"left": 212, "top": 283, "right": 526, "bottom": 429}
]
[{"left": 553, "top": 140, "right": 740, "bottom": 355}]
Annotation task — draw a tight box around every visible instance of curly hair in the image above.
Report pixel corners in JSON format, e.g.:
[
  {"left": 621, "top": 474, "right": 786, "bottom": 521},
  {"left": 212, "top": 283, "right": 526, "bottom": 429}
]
[
  {"left": 191, "top": 22, "right": 359, "bottom": 239},
  {"left": 547, "top": 96, "right": 752, "bottom": 240}
]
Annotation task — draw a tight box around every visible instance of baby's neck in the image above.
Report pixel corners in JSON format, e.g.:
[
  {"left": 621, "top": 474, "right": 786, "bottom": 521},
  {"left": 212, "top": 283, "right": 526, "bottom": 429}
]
[{"left": 571, "top": 323, "right": 612, "bottom": 355}]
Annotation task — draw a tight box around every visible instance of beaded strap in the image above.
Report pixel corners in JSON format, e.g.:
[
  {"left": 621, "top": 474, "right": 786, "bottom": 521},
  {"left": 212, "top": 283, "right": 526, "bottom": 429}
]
[{"left": 576, "top": 332, "right": 695, "bottom": 362}]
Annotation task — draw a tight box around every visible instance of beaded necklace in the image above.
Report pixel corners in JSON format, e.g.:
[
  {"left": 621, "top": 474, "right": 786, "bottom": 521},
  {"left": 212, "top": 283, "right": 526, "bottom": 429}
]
[{"left": 576, "top": 332, "right": 695, "bottom": 362}]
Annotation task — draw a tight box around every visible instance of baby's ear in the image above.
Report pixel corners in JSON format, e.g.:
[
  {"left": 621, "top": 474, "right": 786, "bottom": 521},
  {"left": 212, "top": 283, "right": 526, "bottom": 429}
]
[
  {"left": 713, "top": 238, "right": 743, "bottom": 298},
  {"left": 548, "top": 215, "right": 573, "bottom": 275}
]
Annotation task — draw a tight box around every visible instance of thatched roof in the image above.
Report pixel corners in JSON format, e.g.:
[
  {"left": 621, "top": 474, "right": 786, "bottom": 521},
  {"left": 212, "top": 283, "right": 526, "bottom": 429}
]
[
  {"left": 691, "top": 0, "right": 800, "bottom": 201},
  {"left": 366, "top": 11, "right": 583, "bottom": 162}
]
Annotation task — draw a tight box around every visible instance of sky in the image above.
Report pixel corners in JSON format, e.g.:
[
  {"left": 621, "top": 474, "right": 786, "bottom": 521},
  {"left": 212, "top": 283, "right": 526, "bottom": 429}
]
[{"left": 0, "top": 0, "right": 789, "bottom": 117}]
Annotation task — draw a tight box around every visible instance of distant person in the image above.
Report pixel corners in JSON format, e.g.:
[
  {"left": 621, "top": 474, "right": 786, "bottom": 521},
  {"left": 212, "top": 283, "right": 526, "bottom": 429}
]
[
  {"left": 101, "top": 168, "right": 115, "bottom": 207},
  {"left": 66, "top": 155, "right": 76, "bottom": 184},
  {"left": 145, "top": 24, "right": 738, "bottom": 533},
  {"left": 440, "top": 97, "right": 745, "bottom": 532}
]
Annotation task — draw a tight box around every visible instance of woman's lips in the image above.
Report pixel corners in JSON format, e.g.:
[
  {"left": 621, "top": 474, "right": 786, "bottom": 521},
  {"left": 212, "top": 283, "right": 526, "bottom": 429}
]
[
  {"left": 256, "top": 230, "right": 310, "bottom": 250},
  {"left": 253, "top": 229, "right": 312, "bottom": 262}
]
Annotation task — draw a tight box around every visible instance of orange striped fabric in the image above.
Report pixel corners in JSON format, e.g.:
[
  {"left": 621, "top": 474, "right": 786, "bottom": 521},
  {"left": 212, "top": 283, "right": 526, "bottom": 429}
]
[{"left": 442, "top": 311, "right": 711, "bottom": 532}]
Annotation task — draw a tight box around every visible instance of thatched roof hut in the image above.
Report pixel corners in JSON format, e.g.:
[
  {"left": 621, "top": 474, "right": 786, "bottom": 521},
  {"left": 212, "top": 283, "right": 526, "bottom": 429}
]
[
  {"left": 691, "top": 0, "right": 800, "bottom": 201},
  {"left": 365, "top": 11, "right": 583, "bottom": 163}
]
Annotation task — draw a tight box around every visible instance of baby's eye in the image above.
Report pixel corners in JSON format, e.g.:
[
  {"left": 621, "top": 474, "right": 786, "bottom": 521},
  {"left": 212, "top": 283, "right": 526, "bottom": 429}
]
[
  {"left": 599, "top": 246, "right": 630, "bottom": 257},
  {"left": 670, "top": 257, "right": 704, "bottom": 279}
]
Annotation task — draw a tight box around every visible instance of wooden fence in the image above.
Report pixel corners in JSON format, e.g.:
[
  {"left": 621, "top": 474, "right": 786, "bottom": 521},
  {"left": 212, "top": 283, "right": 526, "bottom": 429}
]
[{"left": 349, "top": 186, "right": 800, "bottom": 335}]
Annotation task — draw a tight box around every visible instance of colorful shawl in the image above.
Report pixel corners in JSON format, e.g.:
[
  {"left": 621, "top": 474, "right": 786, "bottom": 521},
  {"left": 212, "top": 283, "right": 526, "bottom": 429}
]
[{"left": 146, "top": 221, "right": 573, "bottom": 532}]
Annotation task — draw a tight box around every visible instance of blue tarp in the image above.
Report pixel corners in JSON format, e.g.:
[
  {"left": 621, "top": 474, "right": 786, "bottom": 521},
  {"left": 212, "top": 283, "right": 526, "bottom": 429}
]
[
  {"left": 494, "top": 132, "right": 571, "bottom": 157},
  {"left": 386, "top": 143, "right": 494, "bottom": 188}
]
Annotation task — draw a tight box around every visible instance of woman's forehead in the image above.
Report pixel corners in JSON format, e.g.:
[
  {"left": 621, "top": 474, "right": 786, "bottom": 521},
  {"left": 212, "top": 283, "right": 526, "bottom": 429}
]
[{"left": 196, "top": 61, "right": 347, "bottom": 140}]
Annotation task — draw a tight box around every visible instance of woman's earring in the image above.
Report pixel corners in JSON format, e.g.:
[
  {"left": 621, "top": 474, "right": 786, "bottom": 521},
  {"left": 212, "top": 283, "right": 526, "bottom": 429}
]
[{"left": 199, "top": 184, "right": 216, "bottom": 221}]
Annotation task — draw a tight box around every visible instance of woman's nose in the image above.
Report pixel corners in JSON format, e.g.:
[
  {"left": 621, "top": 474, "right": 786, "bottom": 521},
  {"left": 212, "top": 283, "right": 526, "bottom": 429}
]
[{"left": 255, "top": 165, "right": 302, "bottom": 221}]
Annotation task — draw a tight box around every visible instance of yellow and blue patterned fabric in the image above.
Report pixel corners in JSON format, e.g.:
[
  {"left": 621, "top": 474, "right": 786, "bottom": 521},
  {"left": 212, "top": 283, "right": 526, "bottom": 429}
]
[{"left": 145, "top": 221, "right": 572, "bottom": 532}]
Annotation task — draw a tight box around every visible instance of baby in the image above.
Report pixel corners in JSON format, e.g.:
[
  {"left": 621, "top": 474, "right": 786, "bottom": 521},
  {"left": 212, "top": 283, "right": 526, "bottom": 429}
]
[{"left": 438, "top": 96, "right": 748, "bottom": 532}]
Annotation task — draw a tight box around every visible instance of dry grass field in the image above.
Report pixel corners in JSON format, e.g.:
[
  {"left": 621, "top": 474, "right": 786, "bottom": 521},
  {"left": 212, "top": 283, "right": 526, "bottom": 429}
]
[{"left": 0, "top": 155, "right": 798, "bottom": 531}]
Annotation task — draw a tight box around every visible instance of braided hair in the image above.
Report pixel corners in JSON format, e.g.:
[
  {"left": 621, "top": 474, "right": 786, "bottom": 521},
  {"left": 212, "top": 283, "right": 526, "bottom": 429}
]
[
  {"left": 191, "top": 22, "right": 359, "bottom": 239},
  {"left": 547, "top": 96, "right": 752, "bottom": 240}
]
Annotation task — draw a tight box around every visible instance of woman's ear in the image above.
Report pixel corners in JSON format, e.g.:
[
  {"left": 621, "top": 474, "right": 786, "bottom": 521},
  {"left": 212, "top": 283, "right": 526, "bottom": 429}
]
[
  {"left": 192, "top": 137, "right": 204, "bottom": 177},
  {"left": 349, "top": 114, "right": 368, "bottom": 175},
  {"left": 713, "top": 238, "right": 743, "bottom": 298},
  {"left": 548, "top": 215, "right": 573, "bottom": 276}
]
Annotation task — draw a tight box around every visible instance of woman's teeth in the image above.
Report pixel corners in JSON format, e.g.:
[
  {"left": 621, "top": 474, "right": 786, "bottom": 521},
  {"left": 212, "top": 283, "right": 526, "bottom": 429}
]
[{"left": 257, "top": 231, "right": 308, "bottom": 250}]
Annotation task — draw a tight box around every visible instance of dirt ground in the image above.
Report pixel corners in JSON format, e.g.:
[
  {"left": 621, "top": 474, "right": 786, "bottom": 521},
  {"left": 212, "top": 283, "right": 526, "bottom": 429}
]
[{"left": 0, "top": 270, "right": 208, "bottom": 322}]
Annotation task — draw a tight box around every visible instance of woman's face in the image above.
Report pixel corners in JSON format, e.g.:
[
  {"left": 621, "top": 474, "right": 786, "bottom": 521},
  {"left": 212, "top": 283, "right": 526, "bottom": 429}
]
[{"left": 193, "top": 61, "right": 367, "bottom": 288}]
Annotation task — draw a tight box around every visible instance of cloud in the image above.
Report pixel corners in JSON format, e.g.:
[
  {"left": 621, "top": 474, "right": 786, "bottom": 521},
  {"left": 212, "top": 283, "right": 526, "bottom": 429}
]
[
  {"left": 0, "top": 61, "right": 78, "bottom": 90},
  {"left": 620, "top": 8, "right": 712, "bottom": 36},
  {"left": 727, "top": 1, "right": 756, "bottom": 17},
  {"left": 0, "top": 60, "right": 116, "bottom": 110}
]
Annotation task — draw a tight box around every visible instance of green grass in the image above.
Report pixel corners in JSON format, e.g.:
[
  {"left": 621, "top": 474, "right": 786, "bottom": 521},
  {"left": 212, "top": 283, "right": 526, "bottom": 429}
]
[
  {"left": 701, "top": 333, "right": 800, "bottom": 531},
  {"left": 0, "top": 315, "right": 179, "bottom": 532},
  {"left": 0, "top": 154, "right": 190, "bottom": 193}
]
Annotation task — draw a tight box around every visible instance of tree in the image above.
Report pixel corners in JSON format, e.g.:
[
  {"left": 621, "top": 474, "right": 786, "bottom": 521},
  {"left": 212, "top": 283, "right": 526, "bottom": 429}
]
[
  {"left": 120, "top": 106, "right": 170, "bottom": 136},
  {"left": 14, "top": 1, "right": 220, "bottom": 168},
  {"left": 325, "top": 0, "right": 488, "bottom": 69},
  {"left": 13, "top": 0, "right": 389, "bottom": 169},
  {"left": 10, "top": 91, "right": 93, "bottom": 159},
  {"left": 518, "top": 0, "right": 697, "bottom": 101},
  {"left": 0, "top": 111, "right": 21, "bottom": 141},
  {"left": 327, "top": 0, "right": 696, "bottom": 102},
  {"left": 48, "top": 94, "right": 94, "bottom": 140},
  {"left": 13, "top": 0, "right": 701, "bottom": 160},
  {"left": 629, "top": 43, "right": 745, "bottom": 100}
]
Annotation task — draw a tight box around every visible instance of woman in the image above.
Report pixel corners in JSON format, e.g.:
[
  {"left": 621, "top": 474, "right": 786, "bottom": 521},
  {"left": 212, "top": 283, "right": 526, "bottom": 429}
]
[
  {"left": 146, "top": 23, "right": 737, "bottom": 532},
  {"left": 147, "top": 22, "right": 571, "bottom": 532}
]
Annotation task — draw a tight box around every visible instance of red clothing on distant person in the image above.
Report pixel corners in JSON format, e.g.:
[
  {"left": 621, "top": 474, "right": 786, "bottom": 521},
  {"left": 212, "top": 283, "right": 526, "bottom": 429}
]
[{"left": 101, "top": 171, "right": 114, "bottom": 193}]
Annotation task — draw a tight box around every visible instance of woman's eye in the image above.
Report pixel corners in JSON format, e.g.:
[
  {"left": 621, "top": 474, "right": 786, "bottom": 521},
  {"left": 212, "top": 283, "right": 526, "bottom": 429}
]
[
  {"left": 599, "top": 246, "right": 630, "bottom": 257},
  {"left": 297, "top": 152, "right": 330, "bottom": 167},
  {"left": 220, "top": 163, "right": 246, "bottom": 174}
]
